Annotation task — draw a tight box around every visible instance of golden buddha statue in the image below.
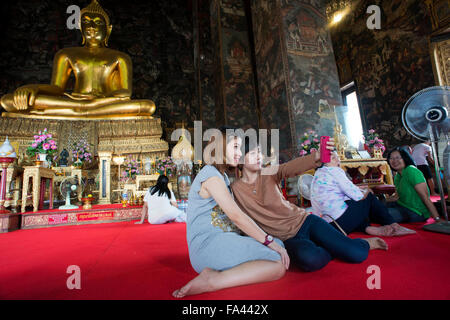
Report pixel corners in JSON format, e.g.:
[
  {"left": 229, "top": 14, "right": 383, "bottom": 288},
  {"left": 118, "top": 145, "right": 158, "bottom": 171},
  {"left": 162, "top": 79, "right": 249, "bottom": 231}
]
[
  {"left": 1, "top": 0, "right": 155, "bottom": 119},
  {"left": 333, "top": 109, "right": 349, "bottom": 160}
]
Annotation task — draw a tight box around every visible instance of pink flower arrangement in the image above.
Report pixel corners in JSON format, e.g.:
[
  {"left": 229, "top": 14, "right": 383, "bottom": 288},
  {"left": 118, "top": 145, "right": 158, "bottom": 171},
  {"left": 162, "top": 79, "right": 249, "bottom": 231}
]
[
  {"left": 72, "top": 138, "right": 93, "bottom": 166},
  {"left": 363, "top": 129, "right": 386, "bottom": 153},
  {"left": 26, "top": 128, "right": 58, "bottom": 159},
  {"left": 122, "top": 156, "right": 140, "bottom": 181},
  {"left": 299, "top": 130, "right": 320, "bottom": 156},
  {"left": 155, "top": 157, "right": 176, "bottom": 178}
]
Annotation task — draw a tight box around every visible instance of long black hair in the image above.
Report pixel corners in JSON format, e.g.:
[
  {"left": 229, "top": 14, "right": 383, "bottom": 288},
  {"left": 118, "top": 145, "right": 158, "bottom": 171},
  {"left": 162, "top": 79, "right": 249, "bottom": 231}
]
[
  {"left": 386, "top": 146, "right": 416, "bottom": 171},
  {"left": 236, "top": 135, "right": 260, "bottom": 172},
  {"left": 150, "top": 175, "right": 171, "bottom": 199}
]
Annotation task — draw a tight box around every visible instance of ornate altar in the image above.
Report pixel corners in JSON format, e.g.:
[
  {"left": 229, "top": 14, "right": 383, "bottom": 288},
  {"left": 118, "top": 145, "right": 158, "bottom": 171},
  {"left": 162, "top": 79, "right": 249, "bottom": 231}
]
[
  {"left": 339, "top": 158, "right": 394, "bottom": 186},
  {"left": 332, "top": 107, "right": 393, "bottom": 186}
]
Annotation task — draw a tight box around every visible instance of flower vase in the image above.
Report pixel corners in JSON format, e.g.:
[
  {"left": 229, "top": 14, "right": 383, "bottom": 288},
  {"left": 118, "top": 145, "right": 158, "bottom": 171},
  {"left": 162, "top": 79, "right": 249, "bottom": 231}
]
[
  {"left": 37, "top": 153, "right": 48, "bottom": 167},
  {"left": 74, "top": 162, "right": 83, "bottom": 169},
  {"left": 373, "top": 148, "right": 383, "bottom": 159}
]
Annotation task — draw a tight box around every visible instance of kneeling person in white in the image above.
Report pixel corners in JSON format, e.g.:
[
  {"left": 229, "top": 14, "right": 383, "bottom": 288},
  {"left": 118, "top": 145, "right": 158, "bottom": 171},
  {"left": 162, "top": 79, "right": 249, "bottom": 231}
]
[{"left": 136, "top": 175, "right": 186, "bottom": 224}]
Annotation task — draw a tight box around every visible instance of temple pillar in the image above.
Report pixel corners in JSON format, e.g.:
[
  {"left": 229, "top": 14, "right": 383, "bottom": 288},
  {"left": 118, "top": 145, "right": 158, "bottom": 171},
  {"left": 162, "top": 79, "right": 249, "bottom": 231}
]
[
  {"left": 251, "top": 0, "right": 342, "bottom": 156},
  {"left": 98, "top": 151, "right": 112, "bottom": 205},
  {"left": 210, "top": 0, "right": 259, "bottom": 130}
]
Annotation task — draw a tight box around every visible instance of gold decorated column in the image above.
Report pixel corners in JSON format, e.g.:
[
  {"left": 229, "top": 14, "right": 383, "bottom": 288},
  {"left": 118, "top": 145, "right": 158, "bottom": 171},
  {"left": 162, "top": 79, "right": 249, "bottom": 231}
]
[{"left": 98, "top": 151, "right": 112, "bottom": 204}]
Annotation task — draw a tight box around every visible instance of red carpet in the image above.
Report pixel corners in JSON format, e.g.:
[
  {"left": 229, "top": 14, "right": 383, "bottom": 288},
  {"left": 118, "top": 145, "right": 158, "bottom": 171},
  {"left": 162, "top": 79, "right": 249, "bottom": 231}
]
[{"left": 0, "top": 218, "right": 449, "bottom": 300}]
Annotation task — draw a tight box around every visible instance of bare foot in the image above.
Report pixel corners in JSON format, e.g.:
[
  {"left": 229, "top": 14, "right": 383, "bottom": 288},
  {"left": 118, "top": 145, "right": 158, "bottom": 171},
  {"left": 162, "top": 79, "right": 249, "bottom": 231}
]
[
  {"left": 366, "top": 224, "right": 416, "bottom": 237},
  {"left": 172, "top": 268, "right": 217, "bottom": 298},
  {"left": 365, "top": 237, "right": 388, "bottom": 250},
  {"left": 390, "top": 223, "right": 416, "bottom": 236},
  {"left": 365, "top": 225, "right": 395, "bottom": 237}
]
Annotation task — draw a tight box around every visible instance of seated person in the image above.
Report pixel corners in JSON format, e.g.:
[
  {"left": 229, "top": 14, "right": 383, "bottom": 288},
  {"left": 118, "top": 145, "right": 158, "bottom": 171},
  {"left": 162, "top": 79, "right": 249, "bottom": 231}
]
[
  {"left": 173, "top": 127, "right": 288, "bottom": 299},
  {"left": 386, "top": 147, "right": 441, "bottom": 223},
  {"left": 310, "top": 151, "right": 415, "bottom": 237},
  {"left": 136, "top": 175, "right": 186, "bottom": 225},
  {"left": 231, "top": 137, "right": 388, "bottom": 273}
]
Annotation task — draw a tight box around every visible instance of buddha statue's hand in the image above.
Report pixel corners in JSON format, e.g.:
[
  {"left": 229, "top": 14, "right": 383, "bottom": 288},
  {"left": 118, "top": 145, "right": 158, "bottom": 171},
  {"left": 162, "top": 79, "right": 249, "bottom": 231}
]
[
  {"left": 64, "top": 92, "right": 106, "bottom": 100},
  {"left": 13, "top": 85, "right": 39, "bottom": 110}
]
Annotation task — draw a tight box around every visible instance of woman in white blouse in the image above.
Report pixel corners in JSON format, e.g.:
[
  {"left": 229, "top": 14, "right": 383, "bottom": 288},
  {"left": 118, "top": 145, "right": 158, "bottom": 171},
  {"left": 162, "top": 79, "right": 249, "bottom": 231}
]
[
  {"left": 310, "top": 152, "right": 415, "bottom": 236},
  {"left": 136, "top": 175, "right": 186, "bottom": 224}
]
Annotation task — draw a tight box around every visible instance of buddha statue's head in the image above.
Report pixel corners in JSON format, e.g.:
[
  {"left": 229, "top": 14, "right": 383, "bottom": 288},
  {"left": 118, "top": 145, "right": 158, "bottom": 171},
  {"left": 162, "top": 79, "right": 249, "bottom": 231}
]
[{"left": 79, "top": 0, "right": 112, "bottom": 47}]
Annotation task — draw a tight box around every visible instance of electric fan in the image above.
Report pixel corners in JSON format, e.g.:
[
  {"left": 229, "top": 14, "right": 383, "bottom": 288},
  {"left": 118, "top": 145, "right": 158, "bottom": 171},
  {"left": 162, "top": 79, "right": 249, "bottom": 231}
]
[
  {"left": 59, "top": 177, "right": 83, "bottom": 210},
  {"left": 402, "top": 86, "right": 450, "bottom": 234}
]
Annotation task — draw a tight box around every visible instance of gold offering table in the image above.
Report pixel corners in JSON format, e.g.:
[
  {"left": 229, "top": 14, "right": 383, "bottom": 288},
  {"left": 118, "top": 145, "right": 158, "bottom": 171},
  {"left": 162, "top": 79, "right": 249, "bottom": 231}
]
[
  {"left": 340, "top": 158, "right": 393, "bottom": 185},
  {"left": 21, "top": 166, "right": 55, "bottom": 213}
]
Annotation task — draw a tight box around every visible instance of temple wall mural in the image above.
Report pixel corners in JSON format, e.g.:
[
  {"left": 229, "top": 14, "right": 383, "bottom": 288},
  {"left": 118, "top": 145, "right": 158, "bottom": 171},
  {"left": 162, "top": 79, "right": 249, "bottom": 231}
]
[
  {"left": 251, "top": 0, "right": 342, "bottom": 157},
  {"left": 280, "top": 0, "right": 343, "bottom": 142},
  {"left": 210, "top": 0, "right": 258, "bottom": 130},
  {"left": 251, "top": 0, "right": 292, "bottom": 155},
  {"left": 330, "top": 0, "right": 436, "bottom": 148},
  {"left": 197, "top": 0, "right": 217, "bottom": 129}
]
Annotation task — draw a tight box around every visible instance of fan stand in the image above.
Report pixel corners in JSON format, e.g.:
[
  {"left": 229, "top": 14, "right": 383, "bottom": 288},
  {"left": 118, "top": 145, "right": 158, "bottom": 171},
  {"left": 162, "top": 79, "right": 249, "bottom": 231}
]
[
  {"left": 59, "top": 189, "right": 78, "bottom": 210},
  {"left": 422, "top": 124, "right": 450, "bottom": 234}
]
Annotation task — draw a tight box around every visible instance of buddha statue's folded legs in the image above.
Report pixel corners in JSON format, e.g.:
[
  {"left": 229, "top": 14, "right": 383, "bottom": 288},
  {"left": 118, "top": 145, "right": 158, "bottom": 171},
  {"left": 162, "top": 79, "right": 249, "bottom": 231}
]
[{"left": 1, "top": 94, "right": 155, "bottom": 118}]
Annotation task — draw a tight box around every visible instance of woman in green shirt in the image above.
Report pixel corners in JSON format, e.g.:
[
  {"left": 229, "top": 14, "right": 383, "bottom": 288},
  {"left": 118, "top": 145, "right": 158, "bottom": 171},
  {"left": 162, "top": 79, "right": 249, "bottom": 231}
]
[{"left": 386, "top": 147, "right": 441, "bottom": 223}]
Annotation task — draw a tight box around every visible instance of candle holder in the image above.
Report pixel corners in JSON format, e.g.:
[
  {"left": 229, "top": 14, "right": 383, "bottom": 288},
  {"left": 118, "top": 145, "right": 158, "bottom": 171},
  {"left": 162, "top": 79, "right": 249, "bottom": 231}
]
[{"left": 81, "top": 196, "right": 95, "bottom": 210}]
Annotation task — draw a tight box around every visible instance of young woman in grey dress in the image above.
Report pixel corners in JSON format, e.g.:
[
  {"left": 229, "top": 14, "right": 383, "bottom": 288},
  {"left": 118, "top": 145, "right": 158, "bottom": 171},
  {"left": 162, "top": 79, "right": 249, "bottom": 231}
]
[{"left": 173, "top": 128, "right": 289, "bottom": 298}]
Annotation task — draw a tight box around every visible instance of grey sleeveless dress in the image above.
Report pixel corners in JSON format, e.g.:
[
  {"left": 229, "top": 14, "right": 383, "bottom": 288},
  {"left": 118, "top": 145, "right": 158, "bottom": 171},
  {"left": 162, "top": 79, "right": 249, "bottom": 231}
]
[{"left": 186, "top": 165, "right": 283, "bottom": 273}]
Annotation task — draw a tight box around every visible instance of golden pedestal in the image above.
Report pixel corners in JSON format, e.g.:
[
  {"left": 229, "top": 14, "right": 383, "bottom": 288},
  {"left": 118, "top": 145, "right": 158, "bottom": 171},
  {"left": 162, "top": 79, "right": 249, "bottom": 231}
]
[{"left": 0, "top": 117, "right": 168, "bottom": 159}]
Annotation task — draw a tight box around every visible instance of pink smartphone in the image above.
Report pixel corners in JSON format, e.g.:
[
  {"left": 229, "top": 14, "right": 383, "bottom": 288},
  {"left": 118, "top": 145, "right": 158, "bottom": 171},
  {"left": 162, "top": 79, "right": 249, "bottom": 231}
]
[{"left": 320, "top": 136, "right": 331, "bottom": 163}]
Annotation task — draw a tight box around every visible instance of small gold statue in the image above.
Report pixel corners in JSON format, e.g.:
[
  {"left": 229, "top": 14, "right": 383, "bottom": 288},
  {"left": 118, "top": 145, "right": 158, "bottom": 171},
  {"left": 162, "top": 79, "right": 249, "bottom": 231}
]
[
  {"left": 333, "top": 107, "right": 349, "bottom": 160},
  {"left": 1, "top": 0, "right": 155, "bottom": 119}
]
